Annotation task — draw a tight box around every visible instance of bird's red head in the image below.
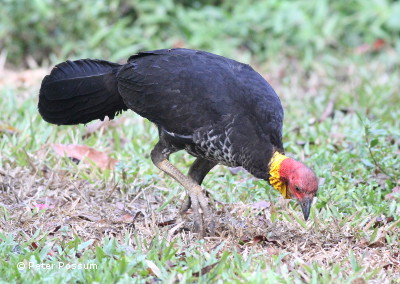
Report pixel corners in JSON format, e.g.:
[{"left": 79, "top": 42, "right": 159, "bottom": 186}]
[{"left": 269, "top": 152, "right": 318, "bottom": 220}]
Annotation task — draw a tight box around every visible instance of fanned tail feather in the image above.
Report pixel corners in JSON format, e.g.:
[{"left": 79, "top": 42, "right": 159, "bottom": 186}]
[{"left": 38, "top": 59, "right": 127, "bottom": 125}]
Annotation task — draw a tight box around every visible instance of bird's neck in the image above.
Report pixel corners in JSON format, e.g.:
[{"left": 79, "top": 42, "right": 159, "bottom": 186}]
[{"left": 269, "top": 151, "right": 291, "bottom": 199}]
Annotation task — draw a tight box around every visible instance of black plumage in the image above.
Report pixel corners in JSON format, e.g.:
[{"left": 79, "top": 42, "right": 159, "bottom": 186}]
[
  {"left": 40, "top": 49, "right": 283, "bottom": 178},
  {"left": 39, "top": 48, "right": 286, "bottom": 236}
]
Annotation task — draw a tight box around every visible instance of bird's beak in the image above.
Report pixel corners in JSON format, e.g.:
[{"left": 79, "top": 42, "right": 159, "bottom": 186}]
[{"left": 299, "top": 197, "right": 313, "bottom": 221}]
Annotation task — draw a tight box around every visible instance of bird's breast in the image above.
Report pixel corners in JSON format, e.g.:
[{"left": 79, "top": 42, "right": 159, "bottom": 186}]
[{"left": 185, "top": 122, "right": 240, "bottom": 167}]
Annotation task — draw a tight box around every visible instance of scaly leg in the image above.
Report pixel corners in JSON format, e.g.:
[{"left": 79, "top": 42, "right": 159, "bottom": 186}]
[
  {"left": 151, "top": 143, "right": 213, "bottom": 237},
  {"left": 181, "top": 158, "right": 217, "bottom": 212},
  {"left": 181, "top": 158, "right": 217, "bottom": 234}
]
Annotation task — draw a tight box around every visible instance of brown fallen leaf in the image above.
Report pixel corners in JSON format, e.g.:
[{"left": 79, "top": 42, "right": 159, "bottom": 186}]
[
  {"left": 113, "top": 212, "right": 139, "bottom": 223},
  {"left": 371, "top": 215, "right": 394, "bottom": 228},
  {"left": 368, "top": 236, "right": 387, "bottom": 248},
  {"left": 157, "top": 219, "right": 176, "bottom": 227},
  {"left": 373, "top": 39, "right": 385, "bottom": 50},
  {"left": 29, "top": 242, "right": 57, "bottom": 256},
  {"left": 192, "top": 262, "right": 219, "bottom": 277},
  {"left": 253, "top": 235, "right": 268, "bottom": 243},
  {"left": 385, "top": 186, "right": 400, "bottom": 200},
  {"left": 30, "top": 242, "right": 39, "bottom": 250},
  {"left": 386, "top": 216, "right": 395, "bottom": 223},
  {"left": 240, "top": 235, "right": 279, "bottom": 246},
  {"left": 52, "top": 144, "right": 117, "bottom": 170},
  {"left": 355, "top": 39, "right": 386, "bottom": 54}
]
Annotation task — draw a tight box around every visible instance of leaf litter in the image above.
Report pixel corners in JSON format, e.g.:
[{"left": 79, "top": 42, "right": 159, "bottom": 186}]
[
  {"left": 1, "top": 160, "right": 399, "bottom": 281},
  {"left": 52, "top": 143, "right": 117, "bottom": 170}
]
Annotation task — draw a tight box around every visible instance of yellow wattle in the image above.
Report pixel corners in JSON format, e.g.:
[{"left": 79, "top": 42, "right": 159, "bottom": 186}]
[{"left": 269, "top": 152, "right": 290, "bottom": 199}]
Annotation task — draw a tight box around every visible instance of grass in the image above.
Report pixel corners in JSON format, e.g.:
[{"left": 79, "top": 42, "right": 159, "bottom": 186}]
[
  {"left": 3, "top": 0, "right": 400, "bottom": 67},
  {"left": 0, "top": 53, "right": 399, "bottom": 283}
]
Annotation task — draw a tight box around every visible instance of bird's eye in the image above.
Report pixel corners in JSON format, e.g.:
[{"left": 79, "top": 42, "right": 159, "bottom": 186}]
[{"left": 295, "top": 186, "right": 300, "bottom": 192}]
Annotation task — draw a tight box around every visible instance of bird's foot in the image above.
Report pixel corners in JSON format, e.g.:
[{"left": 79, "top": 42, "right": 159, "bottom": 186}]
[{"left": 182, "top": 185, "right": 215, "bottom": 237}]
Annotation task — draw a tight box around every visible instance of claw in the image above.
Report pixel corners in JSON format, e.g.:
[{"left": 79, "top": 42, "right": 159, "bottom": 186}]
[
  {"left": 180, "top": 196, "right": 191, "bottom": 214},
  {"left": 185, "top": 185, "right": 216, "bottom": 237},
  {"left": 180, "top": 193, "right": 215, "bottom": 237},
  {"left": 209, "top": 220, "right": 215, "bottom": 236}
]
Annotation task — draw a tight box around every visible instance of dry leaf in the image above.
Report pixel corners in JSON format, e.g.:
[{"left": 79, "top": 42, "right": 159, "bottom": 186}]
[
  {"left": 157, "top": 219, "right": 176, "bottom": 227},
  {"left": 253, "top": 235, "right": 268, "bottom": 243},
  {"left": 355, "top": 39, "right": 386, "bottom": 54},
  {"left": 52, "top": 144, "right": 117, "bottom": 170},
  {"left": 385, "top": 186, "right": 400, "bottom": 200},
  {"left": 29, "top": 242, "right": 56, "bottom": 256},
  {"left": 373, "top": 39, "right": 385, "bottom": 50},
  {"left": 30, "top": 242, "right": 39, "bottom": 250},
  {"left": 192, "top": 262, "right": 219, "bottom": 277},
  {"left": 113, "top": 212, "right": 137, "bottom": 223},
  {"left": 368, "top": 236, "right": 386, "bottom": 248},
  {"left": 386, "top": 216, "right": 395, "bottom": 223}
]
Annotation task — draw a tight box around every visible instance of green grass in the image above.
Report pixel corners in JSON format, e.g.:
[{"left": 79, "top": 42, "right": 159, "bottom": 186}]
[
  {"left": 0, "top": 53, "right": 399, "bottom": 283},
  {"left": 2, "top": 0, "right": 400, "bottom": 66}
]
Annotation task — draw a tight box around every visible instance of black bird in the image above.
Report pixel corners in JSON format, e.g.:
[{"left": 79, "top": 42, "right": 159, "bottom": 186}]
[{"left": 39, "top": 48, "right": 318, "bottom": 236}]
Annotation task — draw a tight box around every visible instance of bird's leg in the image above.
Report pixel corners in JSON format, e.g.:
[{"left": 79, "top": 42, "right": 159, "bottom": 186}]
[
  {"left": 181, "top": 158, "right": 217, "bottom": 234},
  {"left": 181, "top": 158, "right": 217, "bottom": 213},
  {"left": 151, "top": 143, "right": 212, "bottom": 237},
  {"left": 154, "top": 160, "right": 210, "bottom": 236}
]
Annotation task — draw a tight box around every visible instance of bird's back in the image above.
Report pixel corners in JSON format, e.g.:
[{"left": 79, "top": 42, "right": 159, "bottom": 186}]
[{"left": 116, "top": 48, "right": 282, "bottom": 137}]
